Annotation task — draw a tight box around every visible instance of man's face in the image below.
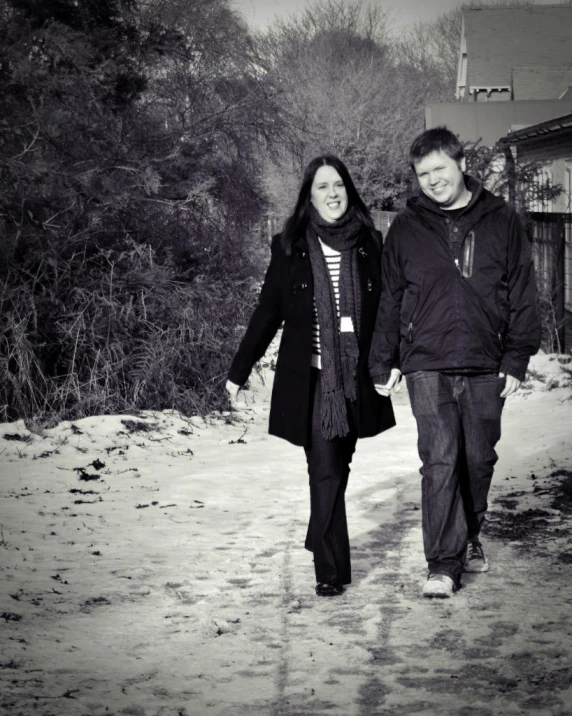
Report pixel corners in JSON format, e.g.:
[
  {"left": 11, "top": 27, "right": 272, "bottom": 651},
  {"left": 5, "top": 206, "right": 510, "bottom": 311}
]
[{"left": 414, "top": 150, "right": 467, "bottom": 209}]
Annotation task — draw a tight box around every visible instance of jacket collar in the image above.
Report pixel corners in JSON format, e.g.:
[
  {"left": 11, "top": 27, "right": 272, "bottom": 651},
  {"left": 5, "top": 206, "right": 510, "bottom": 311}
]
[{"left": 293, "top": 233, "right": 308, "bottom": 253}]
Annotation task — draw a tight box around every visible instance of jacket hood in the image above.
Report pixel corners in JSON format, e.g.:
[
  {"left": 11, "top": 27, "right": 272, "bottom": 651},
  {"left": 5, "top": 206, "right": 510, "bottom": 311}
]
[{"left": 406, "top": 175, "right": 505, "bottom": 220}]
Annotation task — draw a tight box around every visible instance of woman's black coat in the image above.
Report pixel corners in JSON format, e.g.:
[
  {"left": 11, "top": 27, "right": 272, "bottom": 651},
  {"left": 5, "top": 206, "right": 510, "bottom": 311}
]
[{"left": 228, "top": 228, "right": 396, "bottom": 447}]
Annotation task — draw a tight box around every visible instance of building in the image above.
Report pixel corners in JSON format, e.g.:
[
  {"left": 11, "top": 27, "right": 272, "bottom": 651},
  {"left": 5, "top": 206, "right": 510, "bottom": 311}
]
[
  {"left": 456, "top": 5, "right": 572, "bottom": 104},
  {"left": 501, "top": 112, "right": 572, "bottom": 213},
  {"left": 426, "top": 5, "right": 572, "bottom": 146},
  {"left": 500, "top": 113, "right": 572, "bottom": 353},
  {"left": 426, "top": 99, "right": 571, "bottom": 148}
]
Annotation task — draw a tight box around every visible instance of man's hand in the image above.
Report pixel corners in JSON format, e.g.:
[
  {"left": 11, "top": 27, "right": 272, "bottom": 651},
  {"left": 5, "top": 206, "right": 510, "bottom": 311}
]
[
  {"left": 499, "top": 373, "right": 521, "bottom": 398},
  {"left": 374, "top": 368, "right": 402, "bottom": 397}
]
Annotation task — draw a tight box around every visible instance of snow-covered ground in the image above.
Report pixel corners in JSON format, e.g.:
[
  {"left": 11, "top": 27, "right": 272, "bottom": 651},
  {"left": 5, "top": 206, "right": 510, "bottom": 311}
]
[{"left": 0, "top": 352, "right": 571, "bottom": 716}]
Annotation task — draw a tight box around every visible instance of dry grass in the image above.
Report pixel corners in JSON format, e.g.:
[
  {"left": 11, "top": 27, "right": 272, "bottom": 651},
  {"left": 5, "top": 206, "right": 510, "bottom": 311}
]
[{"left": 0, "top": 235, "right": 263, "bottom": 426}]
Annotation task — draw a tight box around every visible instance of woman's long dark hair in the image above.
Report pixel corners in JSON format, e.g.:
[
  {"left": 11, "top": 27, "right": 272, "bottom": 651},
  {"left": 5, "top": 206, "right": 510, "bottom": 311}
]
[{"left": 280, "top": 155, "right": 376, "bottom": 254}]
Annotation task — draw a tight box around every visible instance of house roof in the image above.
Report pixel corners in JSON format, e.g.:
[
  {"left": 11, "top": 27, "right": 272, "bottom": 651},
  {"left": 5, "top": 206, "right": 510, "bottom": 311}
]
[
  {"left": 512, "top": 67, "right": 572, "bottom": 101},
  {"left": 464, "top": 6, "right": 572, "bottom": 93},
  {"left": 499, "top": 112, "right": 572, "bottom": 145}
]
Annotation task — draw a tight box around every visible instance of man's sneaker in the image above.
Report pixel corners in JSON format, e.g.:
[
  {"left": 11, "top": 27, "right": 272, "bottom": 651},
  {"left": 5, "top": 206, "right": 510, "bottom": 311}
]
[
  {"left": 422, "top": 573, "right": 456, "bottom": 598},
  {"left": 464, "top": 539, "right": 489, "bottom": 573}
]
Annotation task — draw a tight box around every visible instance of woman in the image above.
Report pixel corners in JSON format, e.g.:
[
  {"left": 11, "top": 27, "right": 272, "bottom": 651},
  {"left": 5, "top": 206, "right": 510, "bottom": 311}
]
[{"left": 226, "top": 156, "right": 395, "bottom": 597}]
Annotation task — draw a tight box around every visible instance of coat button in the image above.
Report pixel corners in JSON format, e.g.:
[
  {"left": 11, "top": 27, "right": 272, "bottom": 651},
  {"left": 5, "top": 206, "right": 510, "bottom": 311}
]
[{"left": 367, "top": 279, "right": 373, "bottom": 292}]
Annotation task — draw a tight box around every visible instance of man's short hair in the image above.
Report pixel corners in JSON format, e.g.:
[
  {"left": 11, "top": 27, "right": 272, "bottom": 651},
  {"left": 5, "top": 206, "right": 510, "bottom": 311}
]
[{"left": 409, "top": 126, "right": 464, "bottom": 168}]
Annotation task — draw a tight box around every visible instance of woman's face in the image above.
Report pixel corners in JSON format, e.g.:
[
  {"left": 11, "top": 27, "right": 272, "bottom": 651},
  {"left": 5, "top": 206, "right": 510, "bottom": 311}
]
[{"left": 310, "top": 165, "right": 348, "bottom": 223}]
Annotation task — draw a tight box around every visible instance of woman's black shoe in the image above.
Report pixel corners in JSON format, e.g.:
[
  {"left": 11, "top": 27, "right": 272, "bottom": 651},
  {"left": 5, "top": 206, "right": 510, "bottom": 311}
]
[{"left": 315, "top": 580, "right": 344, "bottom": 597}]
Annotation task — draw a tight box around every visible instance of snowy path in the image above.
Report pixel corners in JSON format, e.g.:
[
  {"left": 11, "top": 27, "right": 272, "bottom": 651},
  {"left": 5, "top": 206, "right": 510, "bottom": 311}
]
[{"left": 1, "top": 354, "right": 571, "bottom": 715}]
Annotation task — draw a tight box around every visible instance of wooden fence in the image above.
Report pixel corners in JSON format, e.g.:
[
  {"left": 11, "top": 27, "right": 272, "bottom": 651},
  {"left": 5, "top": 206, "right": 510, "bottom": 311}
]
[{"left": 529, "top": 212, "right": 572, "bottom": 353}]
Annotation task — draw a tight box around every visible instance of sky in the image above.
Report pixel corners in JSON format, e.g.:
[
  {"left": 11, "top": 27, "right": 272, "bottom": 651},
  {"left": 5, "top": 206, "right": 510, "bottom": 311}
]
[
  {"left": 231, "top": 0, "right": 563, "bottom": 31},
  {"left": 232, "top": 0, "right": 463, "bottom": 31}
]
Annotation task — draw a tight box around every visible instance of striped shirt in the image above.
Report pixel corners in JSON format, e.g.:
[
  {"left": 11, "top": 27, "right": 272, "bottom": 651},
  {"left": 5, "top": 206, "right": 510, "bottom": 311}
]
[{"left": 311, "top": 238, "right": 342, "bottom": 369}]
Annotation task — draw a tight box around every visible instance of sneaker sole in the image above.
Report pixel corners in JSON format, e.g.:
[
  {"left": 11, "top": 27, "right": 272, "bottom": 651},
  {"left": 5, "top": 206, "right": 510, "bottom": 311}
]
[
  {"left": 422, "top": 584, "right": 456, "bottom": 598},
  {"left": 423, "top": 590, "right": 453, "bottom": 599},
  {"left": 464, "top": 562, "right": 489, "bottom": 573}
]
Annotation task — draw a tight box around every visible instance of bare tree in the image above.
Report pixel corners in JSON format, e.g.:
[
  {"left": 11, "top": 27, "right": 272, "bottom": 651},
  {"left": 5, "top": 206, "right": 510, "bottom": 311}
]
[
  {"left": 392, "top": 8, "right": 463, "bottom": 95},
  {"left": 255, "top": 0, "right": 449, "bottom": 213}
]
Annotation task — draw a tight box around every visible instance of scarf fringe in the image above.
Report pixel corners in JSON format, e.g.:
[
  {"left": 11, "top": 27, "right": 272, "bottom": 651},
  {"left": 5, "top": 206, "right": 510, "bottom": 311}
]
[{"left": 321, "top": 387, "right": 350, "bottom": 440}]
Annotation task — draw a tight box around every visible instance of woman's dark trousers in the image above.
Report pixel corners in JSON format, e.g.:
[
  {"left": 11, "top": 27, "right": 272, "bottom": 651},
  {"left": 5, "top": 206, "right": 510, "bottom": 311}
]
[
  {"left": 406, "top": 371, "right": 505, "bottom": 586},
  {"left": 304, "top": 370, "right": 358, "bottom": 585}
]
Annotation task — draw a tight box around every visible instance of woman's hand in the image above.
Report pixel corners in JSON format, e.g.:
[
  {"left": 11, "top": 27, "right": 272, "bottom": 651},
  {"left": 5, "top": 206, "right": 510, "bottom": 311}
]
[
  {"left": 225, "top": 379, "right": 241, "bottom": 401},
  {"left": 226, "top": 379, "right": 253, "bottom": 410},
  {"left": 374, "top": 368, "right": 402, "bottom": 397}
]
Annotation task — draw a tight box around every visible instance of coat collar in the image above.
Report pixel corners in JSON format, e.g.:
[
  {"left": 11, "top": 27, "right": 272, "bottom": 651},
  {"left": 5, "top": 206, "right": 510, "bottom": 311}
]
[{"left": 293, "top": 234, "right": 308, "bottom": 253}]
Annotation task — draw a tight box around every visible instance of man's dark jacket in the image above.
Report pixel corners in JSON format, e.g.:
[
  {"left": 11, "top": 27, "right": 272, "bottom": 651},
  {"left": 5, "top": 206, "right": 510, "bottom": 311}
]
[
  {"left": 228, "top": 228, "right": 395, "bottom": 447},
  {"left": 368, "top": 177, "right": 541, "bottom": 383}
]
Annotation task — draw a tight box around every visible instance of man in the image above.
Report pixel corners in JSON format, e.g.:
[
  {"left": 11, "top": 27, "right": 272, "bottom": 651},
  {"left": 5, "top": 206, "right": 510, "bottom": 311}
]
[{"left": 369, "top": 127, "right": 541, "bottom": 598}]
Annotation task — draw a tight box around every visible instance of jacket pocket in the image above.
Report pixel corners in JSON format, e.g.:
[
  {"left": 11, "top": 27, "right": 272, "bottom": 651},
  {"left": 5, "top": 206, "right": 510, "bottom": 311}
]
[
  {"left": 460, "top": 231, "right": 475, "bottom": 278},
  {"left": 402, "top": 292, "right": 421, "bottom": 344}
]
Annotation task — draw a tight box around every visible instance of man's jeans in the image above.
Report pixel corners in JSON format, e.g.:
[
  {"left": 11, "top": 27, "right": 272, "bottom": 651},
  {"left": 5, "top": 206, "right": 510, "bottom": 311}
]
[{"left": 406, "top": 371, "right": 505, "bottom": 585}]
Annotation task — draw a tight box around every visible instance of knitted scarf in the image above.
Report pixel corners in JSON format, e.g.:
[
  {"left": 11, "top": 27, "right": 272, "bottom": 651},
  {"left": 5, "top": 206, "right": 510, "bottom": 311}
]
[{"left": 306, "top": 205, "right": 363, "bottom": 440}]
